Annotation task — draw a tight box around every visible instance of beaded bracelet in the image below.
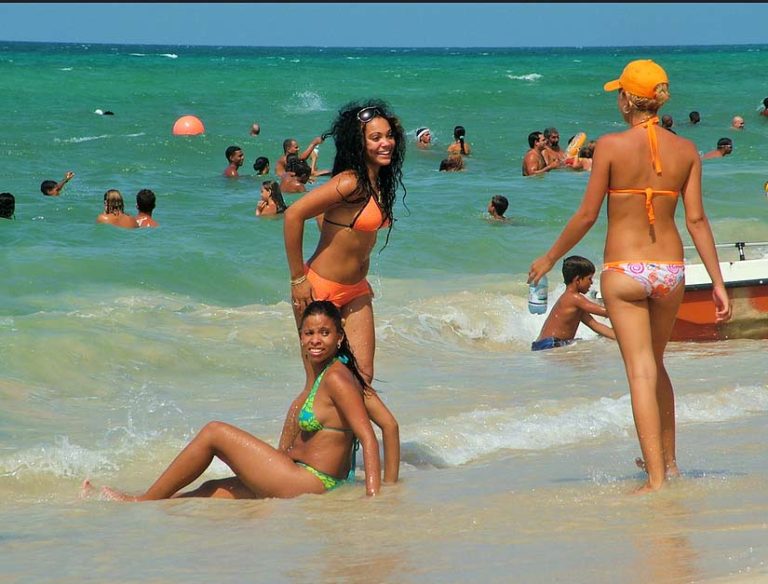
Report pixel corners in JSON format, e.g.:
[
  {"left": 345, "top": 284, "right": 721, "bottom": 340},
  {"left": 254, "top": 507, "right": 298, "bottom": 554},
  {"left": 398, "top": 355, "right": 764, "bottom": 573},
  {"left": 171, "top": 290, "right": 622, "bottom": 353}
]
[{"left": 290, "top": 275, "right": 307, "bottom": 287}]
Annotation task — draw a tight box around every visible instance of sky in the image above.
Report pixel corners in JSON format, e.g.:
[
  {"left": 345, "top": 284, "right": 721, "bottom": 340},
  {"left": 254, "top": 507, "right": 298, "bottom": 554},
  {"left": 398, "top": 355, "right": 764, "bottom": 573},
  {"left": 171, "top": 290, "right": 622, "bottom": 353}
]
[{"left": 1, "top": 3, "right": 767, "bottom": 48}]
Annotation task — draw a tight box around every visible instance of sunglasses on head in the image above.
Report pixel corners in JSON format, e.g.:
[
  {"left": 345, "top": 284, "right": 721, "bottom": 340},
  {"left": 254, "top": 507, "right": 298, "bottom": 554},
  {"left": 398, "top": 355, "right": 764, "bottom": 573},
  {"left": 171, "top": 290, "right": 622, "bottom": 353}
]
[{"left": 356, "top": 106, "right": 383, "bottom": 124}]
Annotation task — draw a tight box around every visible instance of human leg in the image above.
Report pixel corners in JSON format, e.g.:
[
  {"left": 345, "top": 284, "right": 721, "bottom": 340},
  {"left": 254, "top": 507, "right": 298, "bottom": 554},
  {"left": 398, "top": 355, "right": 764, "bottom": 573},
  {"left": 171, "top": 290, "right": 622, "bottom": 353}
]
[
  {"left": 340, "top": 294, "right": 375, "bottom": 385},
  {"left": 103, "top": 421, "right": 326, "bottom": 501},
  {"left": 601, "top": 270, "right": 665, "bottom": 493},
  {"left": 647, "top": 281, "right": 685, "bottom": 477}
]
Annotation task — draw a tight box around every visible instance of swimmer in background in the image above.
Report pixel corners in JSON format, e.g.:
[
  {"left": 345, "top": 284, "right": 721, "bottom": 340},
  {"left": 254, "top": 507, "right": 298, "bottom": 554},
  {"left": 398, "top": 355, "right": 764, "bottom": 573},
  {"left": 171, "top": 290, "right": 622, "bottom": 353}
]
[
  {"left": 280, "top": 154, "right": 313, "bottom": 194},
  {"left": 568, "top": 141, "right": 596, "bottom": 172},
  {"left": 276, "top": 136, "right": 324, "bottom": 176},
  {"left": 688, "top": 111, "right": 701, "bottom": 125},
  {"left": 415, "top": 127, "right": 432, "bottom": 149},
  {"left": 531, "top": 256, "right": 615, "bottom": 351},
  {"left": 731, "top": 116, "right": 745, "bottom": 130},
  {"left": 135, "top": 189, "right": 159, "bottom": 228},
  {"left": 661, "top": 115, "right": 676, "bottom": 134},
  {"left": 308, "top": 148, "right": 332, "bottom": 181},
  {"left": 256, "top": 180, "right": 288, "bottom": 217},
  {"left": 0, "top": 192, "right": 15, "bottom": 220},
  {"left": 96, "top": 189, "right": 138, "bottom": 229},
  {"left": 759, "top": 98, "right": 768, "bottom": 117},
  {"left": 701, "top": 137, "right": 733, "bottom": 160},
  {"left": 253, "top": 156, "right": 270, "bottom": 176},
  {"left": 223, "top": 145, "right": 245, "bottom": 177},
  {"left": 447, "top": 125, "right": 471, "bottom": 156},
  {"left": 250, "top": 122, "right": 261, "bottom": 136},
  {"left": 542, "top": 127, "right": 567, "bottom": 167},
  {"left": 523, "top": 131, "right": 557, "bottom": 176},
  {"left": 438, "top": 155, "right": 465, "bottom": 172},
  {"left": 40, "top": 171, "right": 75, "bottom": 196},
  {"left": 487, "top": 195, "right": 509, "bottom": 221}
]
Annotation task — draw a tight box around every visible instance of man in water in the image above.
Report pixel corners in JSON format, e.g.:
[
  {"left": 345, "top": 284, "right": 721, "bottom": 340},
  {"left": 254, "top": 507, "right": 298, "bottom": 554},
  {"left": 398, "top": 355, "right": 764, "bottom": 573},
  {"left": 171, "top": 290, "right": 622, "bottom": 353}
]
[
  {"left": 275, "top": 136, "right": 323, "bottom": 176},
  {"left": 522, "top": 131, "right": 557, "bottom": 176},
  {"left": 661, "top": 115, "right": 676, "bottom": 134},
  {"left": 702, "top": 137, "right": 733, "bottom": 159},
  {"left": 415, "top": 127, "right": 432, "bottom": 148},
  {"left": 542, "top": 127, "right": 566, "bottom": 166},
  {"left": 731, "top": 116, "right": 745, "bottom": 130},
  {"left": 223, "top": 146, "right": 245, "bottom": 177}
]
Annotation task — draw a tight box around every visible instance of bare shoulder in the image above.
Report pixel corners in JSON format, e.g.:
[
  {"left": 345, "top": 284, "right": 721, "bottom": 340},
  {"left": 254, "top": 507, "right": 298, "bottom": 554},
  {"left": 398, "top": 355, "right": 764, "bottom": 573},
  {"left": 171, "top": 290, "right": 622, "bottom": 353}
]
[
  {"left": 322, "top": 362, "right": 362, "bottom": 396},
  {"left": 333, "top": 171, "right": 360, "bottom": 200}
]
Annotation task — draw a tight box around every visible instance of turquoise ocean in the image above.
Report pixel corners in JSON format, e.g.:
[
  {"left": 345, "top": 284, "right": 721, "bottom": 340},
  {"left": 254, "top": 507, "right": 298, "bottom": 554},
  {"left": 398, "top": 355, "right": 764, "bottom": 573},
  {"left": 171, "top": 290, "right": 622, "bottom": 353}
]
[{"left": 1, "top": 42, "right": 767, "bottom": 582}]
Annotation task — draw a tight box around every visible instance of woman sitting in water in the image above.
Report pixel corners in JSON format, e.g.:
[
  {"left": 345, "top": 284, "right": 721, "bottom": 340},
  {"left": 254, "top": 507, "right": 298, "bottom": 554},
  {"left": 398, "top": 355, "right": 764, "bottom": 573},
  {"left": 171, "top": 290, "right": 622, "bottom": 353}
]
[
  {"left": 90, "top": 301, "right": 382, "bottom": 500},
  {"left": 256, "top": 180, "right": 287, "bottom": 216}
]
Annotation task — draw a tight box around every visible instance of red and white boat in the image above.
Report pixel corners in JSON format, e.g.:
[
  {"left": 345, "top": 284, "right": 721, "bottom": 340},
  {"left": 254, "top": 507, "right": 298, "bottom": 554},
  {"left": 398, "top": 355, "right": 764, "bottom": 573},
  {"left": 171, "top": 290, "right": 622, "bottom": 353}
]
[{"left": 671, "top": 241, "right": 768, "bottom": 341}]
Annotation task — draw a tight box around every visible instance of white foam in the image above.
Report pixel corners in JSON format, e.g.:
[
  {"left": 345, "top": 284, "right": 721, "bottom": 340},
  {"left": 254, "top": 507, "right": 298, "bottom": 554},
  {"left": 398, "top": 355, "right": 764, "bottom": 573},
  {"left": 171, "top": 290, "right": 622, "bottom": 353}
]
[
  {"left": 283, "top": 91, "right": 327, "bottom": 113},
  {"left": 507, "top": 73, "right": 542, "bottom": 81},
  {"left": 56, "top": 134, "right": 109, "bottom": 144},
  {"left": 401, "top": 384, "right": 768, "bottom": 467}
]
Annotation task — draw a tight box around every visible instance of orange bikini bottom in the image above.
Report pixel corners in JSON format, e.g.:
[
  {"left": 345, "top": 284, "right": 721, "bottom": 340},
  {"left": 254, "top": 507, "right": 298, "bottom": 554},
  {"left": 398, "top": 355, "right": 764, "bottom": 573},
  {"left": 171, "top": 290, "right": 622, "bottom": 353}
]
[{"left": 305, "top": 265, "right": 373, "bottom": 308}]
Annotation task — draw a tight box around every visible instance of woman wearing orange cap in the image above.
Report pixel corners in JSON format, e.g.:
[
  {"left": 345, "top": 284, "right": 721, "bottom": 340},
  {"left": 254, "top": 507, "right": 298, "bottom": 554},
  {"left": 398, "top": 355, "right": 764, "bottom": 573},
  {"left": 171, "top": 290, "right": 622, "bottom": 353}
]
[{"left": 528, "top": 59, "right": 731, "bottom": 494}]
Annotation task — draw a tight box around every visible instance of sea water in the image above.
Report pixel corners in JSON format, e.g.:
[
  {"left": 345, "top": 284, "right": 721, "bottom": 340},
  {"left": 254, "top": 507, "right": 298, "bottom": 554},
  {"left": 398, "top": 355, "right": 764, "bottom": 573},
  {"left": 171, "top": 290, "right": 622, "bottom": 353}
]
[{"left": 1, "top": 42, "right": 767, "bottom": 582}]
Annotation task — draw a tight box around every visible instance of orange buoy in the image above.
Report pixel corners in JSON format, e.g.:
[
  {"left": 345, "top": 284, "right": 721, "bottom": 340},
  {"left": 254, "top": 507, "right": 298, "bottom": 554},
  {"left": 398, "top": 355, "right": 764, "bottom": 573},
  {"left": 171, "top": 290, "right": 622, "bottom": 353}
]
[{"left": 172, "top": 115, "right": 205, "bottom": 136}]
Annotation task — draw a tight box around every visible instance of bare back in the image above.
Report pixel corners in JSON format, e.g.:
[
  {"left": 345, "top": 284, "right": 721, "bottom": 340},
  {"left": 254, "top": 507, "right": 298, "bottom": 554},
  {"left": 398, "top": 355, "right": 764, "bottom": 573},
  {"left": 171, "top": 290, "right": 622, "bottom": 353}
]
[{"left": 594, "top": 123, "right": 700, "bottom": 263}]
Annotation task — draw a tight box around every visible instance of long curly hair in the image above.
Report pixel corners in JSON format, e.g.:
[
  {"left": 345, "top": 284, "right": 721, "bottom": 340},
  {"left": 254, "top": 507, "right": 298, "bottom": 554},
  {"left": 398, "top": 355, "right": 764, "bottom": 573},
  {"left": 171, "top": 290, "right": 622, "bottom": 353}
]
[
  {"left": 300, "top": 300, "right": 370, "bottom": 393},
  {"left": 322, "top": 98, "right": 407, "bottom": 249}
]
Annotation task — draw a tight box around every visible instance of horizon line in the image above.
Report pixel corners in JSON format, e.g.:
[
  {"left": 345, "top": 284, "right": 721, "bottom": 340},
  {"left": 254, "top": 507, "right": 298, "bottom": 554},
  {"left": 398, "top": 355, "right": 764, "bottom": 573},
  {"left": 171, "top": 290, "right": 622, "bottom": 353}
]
[{"left": 1, "top": 39, "right": 767, "bottom": 50}]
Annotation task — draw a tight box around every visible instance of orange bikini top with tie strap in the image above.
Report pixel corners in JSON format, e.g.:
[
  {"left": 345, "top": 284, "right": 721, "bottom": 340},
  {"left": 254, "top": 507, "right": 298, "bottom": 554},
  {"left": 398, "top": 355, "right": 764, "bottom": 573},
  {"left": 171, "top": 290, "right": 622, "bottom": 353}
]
[
  {"left": 606, "top": 116, "right": 679, "bottom": 224},
  {"left": 323, "top": 194, "right": 390, "bottom": 232}
]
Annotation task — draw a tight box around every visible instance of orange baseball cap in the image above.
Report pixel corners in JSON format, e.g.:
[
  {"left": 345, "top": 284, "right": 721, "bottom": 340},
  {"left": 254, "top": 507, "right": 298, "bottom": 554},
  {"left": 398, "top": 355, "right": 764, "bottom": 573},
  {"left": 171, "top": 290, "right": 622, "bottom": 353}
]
[{"left": 603, "top": 59, "right": 669, "bottom": 99}]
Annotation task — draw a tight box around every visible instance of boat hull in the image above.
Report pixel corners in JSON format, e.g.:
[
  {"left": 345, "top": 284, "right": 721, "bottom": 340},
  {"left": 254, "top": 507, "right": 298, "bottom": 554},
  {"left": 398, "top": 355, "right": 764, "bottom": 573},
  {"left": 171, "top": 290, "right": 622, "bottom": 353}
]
[{"left": 671, "top": 258, "right": 768, "bottom": 341}]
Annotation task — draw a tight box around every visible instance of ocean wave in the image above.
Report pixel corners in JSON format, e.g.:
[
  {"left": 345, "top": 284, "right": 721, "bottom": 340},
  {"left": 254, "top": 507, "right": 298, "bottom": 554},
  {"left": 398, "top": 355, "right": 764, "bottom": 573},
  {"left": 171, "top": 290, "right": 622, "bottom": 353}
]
[
  {"left": 400, "top": 384, "right": 768, "bottom": 467},
  {"left": 1, "top": 384, "right": 765, "bottom": 482},
  {"left": 55, "top": 134, "right": 110, "bottom": 144},
  {"left": 128, "top": 53, "right": 178, "bottom": 59},
  {"left": 507, "top": 73, "right": 542, "bottom": 81},
  {"left": 378, "top": 284, "right": 606, "bottom": 350}
]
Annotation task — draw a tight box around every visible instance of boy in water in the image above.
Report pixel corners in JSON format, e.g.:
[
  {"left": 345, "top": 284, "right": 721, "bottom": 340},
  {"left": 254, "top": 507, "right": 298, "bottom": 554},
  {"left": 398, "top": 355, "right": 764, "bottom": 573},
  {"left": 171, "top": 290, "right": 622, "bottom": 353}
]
[
  {"left": 531, "top": 255, "right": 615, "bottom": 351},
  {"left": 223, "top": 146, "right": 244, "bottom": 177},
  {"left": 487, "top": 195, "right": 509, "bottom": 221},
  {"left": 40, "top": 171, "right": 75, "bottom": 196}
]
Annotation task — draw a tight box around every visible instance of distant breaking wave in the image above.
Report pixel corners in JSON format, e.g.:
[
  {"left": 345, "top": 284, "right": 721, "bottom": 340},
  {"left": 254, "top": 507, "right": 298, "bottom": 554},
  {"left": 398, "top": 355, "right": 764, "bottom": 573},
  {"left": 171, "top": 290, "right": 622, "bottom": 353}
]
[
  {"left": 401, "top": 383, "right": 768, "bottom": 467},
  {"left": 128, "top": 53, "right": 178, "bottom": 59},
  {"left": 507, "top": 73, "right": 542, "bottom": 81}
]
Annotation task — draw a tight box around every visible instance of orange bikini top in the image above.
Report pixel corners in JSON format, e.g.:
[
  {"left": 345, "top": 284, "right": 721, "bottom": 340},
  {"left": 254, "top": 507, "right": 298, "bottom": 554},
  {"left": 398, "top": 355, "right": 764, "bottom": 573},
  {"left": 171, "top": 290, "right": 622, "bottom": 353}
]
[
  {"left": 324, "top": 194, "right": 390, "bottom": 232},
  {"left": 606, "top": 116, "right": 678, "bottom": 225}
]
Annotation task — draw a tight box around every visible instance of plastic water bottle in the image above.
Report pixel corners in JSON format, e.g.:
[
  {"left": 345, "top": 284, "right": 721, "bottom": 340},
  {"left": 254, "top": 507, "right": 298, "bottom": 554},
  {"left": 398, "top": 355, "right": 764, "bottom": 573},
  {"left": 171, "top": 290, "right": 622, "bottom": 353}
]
[{"left": 528, "top": 275, "right": 548, "bottom": 315}]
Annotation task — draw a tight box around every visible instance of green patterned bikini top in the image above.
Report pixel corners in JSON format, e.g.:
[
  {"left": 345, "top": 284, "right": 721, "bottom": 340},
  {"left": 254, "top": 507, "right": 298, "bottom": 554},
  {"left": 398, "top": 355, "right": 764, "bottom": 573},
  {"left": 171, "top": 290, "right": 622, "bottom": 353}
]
[{"left": 298, "top": 356, "right": 354, "bottom": 433}]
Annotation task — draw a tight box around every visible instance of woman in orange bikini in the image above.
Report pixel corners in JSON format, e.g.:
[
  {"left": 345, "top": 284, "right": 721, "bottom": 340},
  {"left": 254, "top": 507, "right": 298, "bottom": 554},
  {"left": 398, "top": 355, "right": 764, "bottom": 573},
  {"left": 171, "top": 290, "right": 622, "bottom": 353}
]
[
  {"left": 528, "top": 59, "right": 731, "bottom": 494},
  {"left": 283, "top": 99, "right": 405, "bottom": 484}
]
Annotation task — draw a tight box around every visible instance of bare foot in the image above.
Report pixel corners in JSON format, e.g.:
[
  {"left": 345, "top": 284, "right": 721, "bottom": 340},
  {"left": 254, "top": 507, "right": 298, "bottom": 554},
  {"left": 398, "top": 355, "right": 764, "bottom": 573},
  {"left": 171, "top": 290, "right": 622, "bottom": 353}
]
[
  {"left": 101, "top": 486, "right": 140, "bottom": 502},
  {"left": 632, "top": 480, "right": 664, "bottom": 495}
]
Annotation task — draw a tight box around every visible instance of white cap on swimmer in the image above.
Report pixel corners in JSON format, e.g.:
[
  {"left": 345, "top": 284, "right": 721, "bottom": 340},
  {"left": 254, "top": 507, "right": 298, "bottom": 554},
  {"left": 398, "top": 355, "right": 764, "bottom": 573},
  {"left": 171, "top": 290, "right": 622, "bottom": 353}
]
[{"left": 416, "top": 127, "right": 431, "bottom": 141}]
